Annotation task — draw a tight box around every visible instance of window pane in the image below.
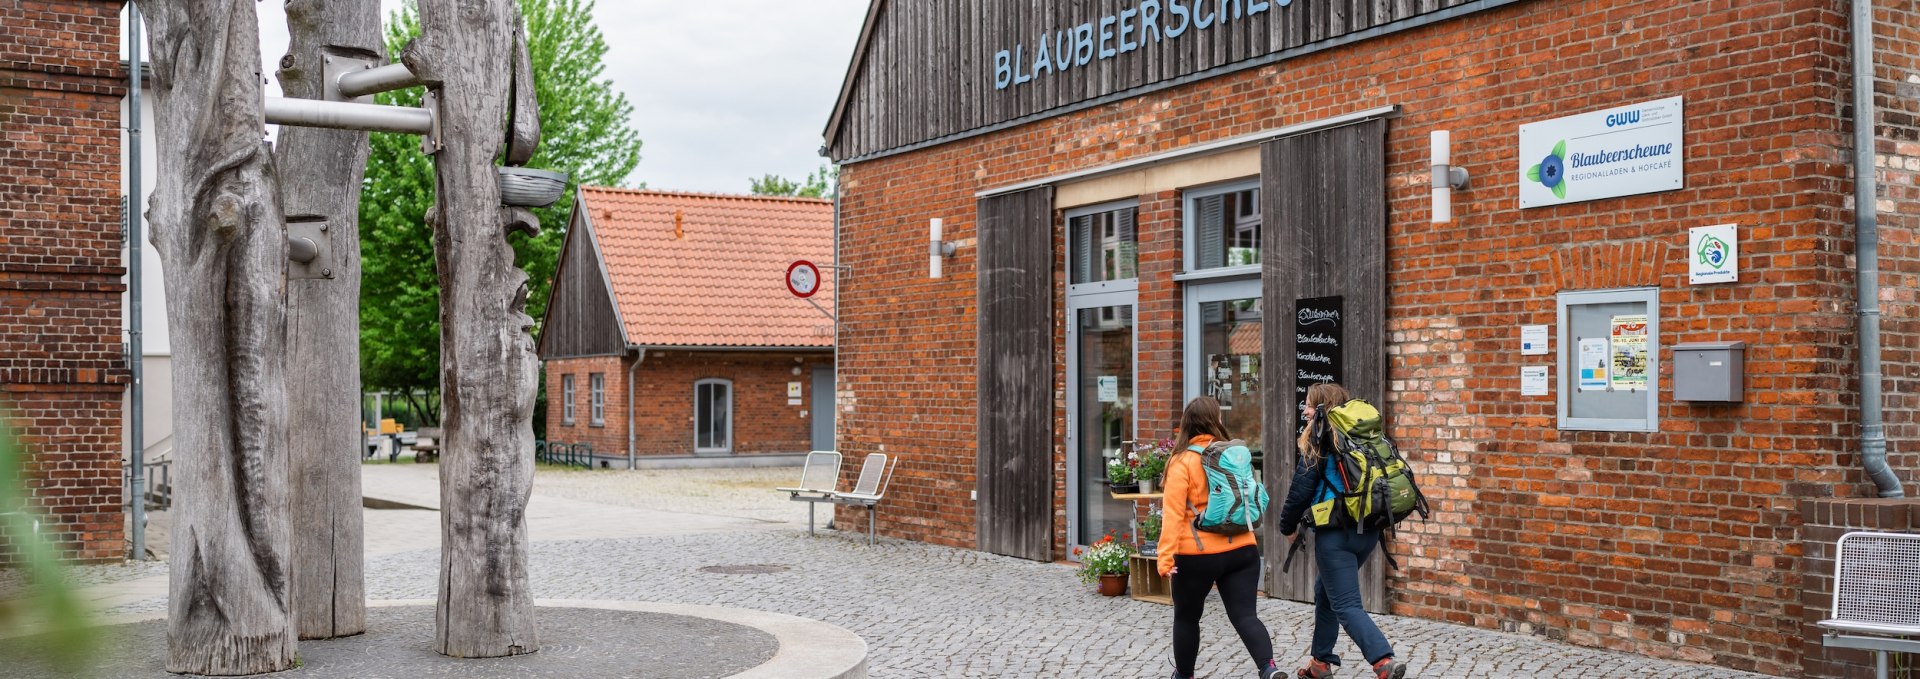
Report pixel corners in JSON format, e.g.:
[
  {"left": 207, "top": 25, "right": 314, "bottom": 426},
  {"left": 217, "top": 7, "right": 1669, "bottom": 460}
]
[
  {"left": 711, "top": 384, "right": 730, "bottom": 449},
  {"left": 1070, "top": 207, "right": 1138, "bottom": 285},
  {"left": 1197, "top": 297, "right": 1264, "bottom": 462},
  {"left": 1075, "top": 305, "right": 1134, "bottom": 546},
  {"left": 1191, "top": 189, "right": 1259, "bottom": 270}
]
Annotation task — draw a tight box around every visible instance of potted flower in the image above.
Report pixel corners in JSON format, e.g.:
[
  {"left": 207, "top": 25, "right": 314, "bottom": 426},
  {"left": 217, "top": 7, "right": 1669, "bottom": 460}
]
[
  {"left": 1106, "top": 457, "right": 1138, "bottom": 494},
  {"left": 1132, "top": 439, "right": 1175, "bottom": 494},
  {"left": 1139, "top": 506, "right": 1162, "bottom": 556},
  {"left": 1074, "top": 534, "right": 1136, "bottom": 596}
]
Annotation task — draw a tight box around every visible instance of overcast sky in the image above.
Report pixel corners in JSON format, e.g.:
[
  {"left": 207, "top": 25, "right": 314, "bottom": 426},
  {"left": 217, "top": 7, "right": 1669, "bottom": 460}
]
[{"left": 244, "top": 1, "right": 869, "bottom": 193}]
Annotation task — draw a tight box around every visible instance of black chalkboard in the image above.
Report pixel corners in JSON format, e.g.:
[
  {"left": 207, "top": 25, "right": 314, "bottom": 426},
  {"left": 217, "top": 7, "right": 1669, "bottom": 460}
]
[{"left": 1294, "top": 295, "right": 1344, "bottom": 436}]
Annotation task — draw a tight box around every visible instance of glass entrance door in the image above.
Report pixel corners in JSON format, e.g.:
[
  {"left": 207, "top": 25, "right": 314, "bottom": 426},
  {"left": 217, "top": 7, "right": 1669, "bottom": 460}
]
[
  {"left": 1185, "top": 279, "right": 1264, "bottom": 466},
  {"left": 1069, "top": 299, "right": 1136, "bottom": 547}
]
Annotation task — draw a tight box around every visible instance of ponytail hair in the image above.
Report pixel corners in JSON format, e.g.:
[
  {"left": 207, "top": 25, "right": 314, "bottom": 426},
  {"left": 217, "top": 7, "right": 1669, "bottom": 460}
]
[{"left": 1295, "top": 382, "right": 1353, "bottom": 462}]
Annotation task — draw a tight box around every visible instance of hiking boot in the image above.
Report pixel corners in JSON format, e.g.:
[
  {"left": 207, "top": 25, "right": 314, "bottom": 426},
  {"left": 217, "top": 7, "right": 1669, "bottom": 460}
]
[
  {"left": 1296, "top": 659, "right": 1335, "bottom": 679},
  {"left": 1371, "top": 658, "right": 1406, "bottom": 679}
]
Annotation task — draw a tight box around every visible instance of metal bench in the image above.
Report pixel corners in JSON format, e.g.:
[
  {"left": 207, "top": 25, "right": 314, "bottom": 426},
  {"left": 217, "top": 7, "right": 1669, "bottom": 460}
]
[
  {"left": 1817, "top": 530, "right": 1920, "bottom": 679},
  {"left": 830, "top": 453, "right": 895, "bottom": 546},
  {"left": 778, "top": 451, "right": 843, "bottom": 536},
  {"left": 410, "top": 426, "right": 442, "bottom": 463}
]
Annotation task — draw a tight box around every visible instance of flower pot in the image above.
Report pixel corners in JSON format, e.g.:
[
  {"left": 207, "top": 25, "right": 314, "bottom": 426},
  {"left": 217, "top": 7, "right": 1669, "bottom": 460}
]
[
  {"left": 1139, "top": 478, "right": 1155, "bottom": 494},
  {"left": 1109, "top": 482, "right": 1139, "bottom": 495},
  {"left": 1097, "top": 573, "right": 1128, "bottom": 597}
]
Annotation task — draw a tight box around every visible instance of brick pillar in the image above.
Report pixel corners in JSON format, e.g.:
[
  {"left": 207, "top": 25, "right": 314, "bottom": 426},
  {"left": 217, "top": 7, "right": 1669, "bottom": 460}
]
[{"left": 1799, "top": 498, "right": 1920, "bottom": 678}]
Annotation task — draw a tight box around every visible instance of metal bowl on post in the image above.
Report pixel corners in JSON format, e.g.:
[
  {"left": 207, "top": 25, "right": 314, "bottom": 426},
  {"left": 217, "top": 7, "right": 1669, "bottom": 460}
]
[{"left": 496, "top": 166, "right": 568, "bottom": 207}]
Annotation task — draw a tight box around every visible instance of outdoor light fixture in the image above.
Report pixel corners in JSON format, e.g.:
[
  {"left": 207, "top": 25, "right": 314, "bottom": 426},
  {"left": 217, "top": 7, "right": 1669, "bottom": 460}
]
[
  {"left": 1430, "top": 130, "right": 1470, "bottom": 223},
  {"left": 930, "top": 218, "right": 956, "bottom": 279}
]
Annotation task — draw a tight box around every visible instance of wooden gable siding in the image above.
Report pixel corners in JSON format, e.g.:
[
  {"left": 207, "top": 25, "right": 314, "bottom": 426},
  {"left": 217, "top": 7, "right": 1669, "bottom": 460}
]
[
  {"left": 825, "top": 0, "right": 1494, "bottom": 163},
  {"left": 537, "top": 202, "right": 628, "bottom": 359}
]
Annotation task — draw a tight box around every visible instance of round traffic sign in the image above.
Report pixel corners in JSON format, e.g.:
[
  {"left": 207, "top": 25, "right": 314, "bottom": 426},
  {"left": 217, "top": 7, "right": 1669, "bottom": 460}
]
[{"left": 787, "top": 260, "right": 821, "bottom": 299}]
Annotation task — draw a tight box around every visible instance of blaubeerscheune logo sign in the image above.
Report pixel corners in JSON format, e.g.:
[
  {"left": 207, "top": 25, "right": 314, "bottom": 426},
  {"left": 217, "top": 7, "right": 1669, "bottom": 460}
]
[{"left": 1518, "top": 97, "right": 1684, "bottom": 208}]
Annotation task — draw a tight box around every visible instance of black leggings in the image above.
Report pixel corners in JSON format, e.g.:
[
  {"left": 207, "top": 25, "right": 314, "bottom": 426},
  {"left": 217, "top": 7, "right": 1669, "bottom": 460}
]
[{"left": 1171, "top": 544, "right": 1273, "bottom": 677}]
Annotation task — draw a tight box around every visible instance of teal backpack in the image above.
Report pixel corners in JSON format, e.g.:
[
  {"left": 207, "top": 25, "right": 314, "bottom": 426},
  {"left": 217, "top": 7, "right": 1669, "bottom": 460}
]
[{"left": 1187, "top": 439, "right": 1270, "bottom": 535}]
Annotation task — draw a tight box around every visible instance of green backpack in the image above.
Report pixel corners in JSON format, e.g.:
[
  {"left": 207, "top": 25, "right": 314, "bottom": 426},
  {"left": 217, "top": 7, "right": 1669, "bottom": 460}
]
[{"left": 1309, "top": 399, "right": 1429, "bottom": 533}]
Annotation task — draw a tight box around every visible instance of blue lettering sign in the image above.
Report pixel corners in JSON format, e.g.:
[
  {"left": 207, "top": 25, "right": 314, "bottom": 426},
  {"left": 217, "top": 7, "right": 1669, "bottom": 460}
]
[
  {"left": 1098, "top": 15, "right": 1117, "bottom": 59},
  {"left": 1606, "top": 111, "right": 1642, "bottom": 127},
  {"left": 1141, "top": 0, "right": 1165, "bottom": 42},
  {"left": 1119, "top": 7, "right": 1140, "bottom": 52},
  {"left": 991, "top": 0, "right": 1295, "bottom": 89},
  {"left": 1167, "top": 0, "right": 1192, "bottom": 38},
  {"left": 994, "top": 50, "right": 1011, "bottom": 90}
]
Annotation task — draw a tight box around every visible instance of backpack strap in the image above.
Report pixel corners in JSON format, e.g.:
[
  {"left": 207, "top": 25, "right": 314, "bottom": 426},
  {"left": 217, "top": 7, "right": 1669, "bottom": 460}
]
[{"left": 1380, "top": 528, "right": 1401, "bottom": 571}]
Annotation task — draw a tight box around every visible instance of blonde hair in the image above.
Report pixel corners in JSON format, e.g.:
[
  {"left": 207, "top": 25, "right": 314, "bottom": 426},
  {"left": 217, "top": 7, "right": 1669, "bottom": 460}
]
[{"left": 1295, "top": 382, "right": 1352, "bottom": 462}]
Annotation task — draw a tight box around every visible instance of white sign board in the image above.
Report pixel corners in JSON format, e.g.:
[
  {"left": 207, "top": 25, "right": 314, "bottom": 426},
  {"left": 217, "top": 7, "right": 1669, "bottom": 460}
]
[
  {"left": 787, "top": 382, "right": 803, "bottom": 399},
  {"left": 1097, "top": 376, "right": 1119, "bottom": 403},
  {"left": 1521, "top": 325, "right": 1549, "bottom": 356},
  {"left": 1689, "top": 223, "right": 1738, "bottom": 284},
  {"left": 1519, "top": 96, "right": 1684, "bottom": 208},
  {"left": 1521, "top": 366, "right": 1550, "bottom": 396}
]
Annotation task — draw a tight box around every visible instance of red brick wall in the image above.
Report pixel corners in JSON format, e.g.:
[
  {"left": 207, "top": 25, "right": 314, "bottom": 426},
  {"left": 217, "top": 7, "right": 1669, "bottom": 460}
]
[
  {"left": 544, "top": 351, "right": 829, "bottom": 458},
  {"left": 1797, "top": 499, "right": 1920, "bottom": 678},
  {"left": 0, "top": 0, "right": 130, "bottom": 564},
  {"left": 834, "top": 0, "right": 1890, "bottom": 673}
]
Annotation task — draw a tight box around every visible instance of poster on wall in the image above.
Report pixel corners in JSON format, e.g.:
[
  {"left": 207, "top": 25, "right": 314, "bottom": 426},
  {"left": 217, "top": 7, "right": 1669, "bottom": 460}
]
[
  {"left": 1577, "top": 337, "right": 1610, "bottom": 391},
  {"left": 1294, "top": 296, "right": 1344, "bottom": 436},
  {"left": 1609, "top": 315, "right": 1650, "bottom": 391},
  {"left": 1519, "top": 96, "right": 1684, "bottom": 208},
  {"left": 1689, "top": 223, "right": 1739, "bottom": 284}
]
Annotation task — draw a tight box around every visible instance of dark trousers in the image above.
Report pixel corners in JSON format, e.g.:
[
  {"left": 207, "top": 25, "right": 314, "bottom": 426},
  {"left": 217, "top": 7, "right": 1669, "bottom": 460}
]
[
  {"left": 1171, "top": 544, "right": 1273, "bottom": 677},
  {"left": 1310, "top": 528, "right": 1395, "bottom": 666}
]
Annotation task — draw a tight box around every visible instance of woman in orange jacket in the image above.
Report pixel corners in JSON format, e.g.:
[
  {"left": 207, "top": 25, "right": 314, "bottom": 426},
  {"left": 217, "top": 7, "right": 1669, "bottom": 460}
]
[{"left": 1157, "top": 396, "right": 1279, "bottom": 679}]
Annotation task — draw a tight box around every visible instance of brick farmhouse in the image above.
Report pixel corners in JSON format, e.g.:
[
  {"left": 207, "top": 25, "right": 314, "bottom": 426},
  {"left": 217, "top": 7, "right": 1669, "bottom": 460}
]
[
  {"left": 538, "top": 188, "right": 835, "bottom": 464},
  {"left": 822, "top": 0, "right": 1920, "bottom": 676}
]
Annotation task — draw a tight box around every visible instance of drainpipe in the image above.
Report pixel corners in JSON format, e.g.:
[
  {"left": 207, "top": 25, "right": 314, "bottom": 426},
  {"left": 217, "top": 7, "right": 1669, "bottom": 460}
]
[
  {"left": 1853, "top": 0, "right": 1905, "bottom": 498},
  {"left": 126, "top": 1, "right": 148, "bottom": 560},
  {"left": 627, "top": 347, "right": 645, "bottom": 470}
]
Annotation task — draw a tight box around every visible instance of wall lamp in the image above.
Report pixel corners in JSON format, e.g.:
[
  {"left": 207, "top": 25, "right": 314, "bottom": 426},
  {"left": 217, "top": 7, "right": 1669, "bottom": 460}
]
[
  {"left": 930, "top": 218, "right": 957, "bottom": 279},
  {"left": 1430, "top": 130, "right": 1471, "bottom": 223}
]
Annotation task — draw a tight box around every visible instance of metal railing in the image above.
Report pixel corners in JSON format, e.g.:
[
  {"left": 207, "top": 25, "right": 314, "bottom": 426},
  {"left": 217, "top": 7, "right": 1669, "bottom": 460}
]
[
  {"left": 533, "top": 440, "right": 594, "bottom": 469},
  {"left": 143, "top": 458, "right": 171, "bottom": 510}
]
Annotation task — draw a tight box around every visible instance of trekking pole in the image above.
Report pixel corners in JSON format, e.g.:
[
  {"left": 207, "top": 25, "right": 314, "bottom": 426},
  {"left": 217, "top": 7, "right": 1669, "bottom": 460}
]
[{"left": 1281, "top": 533, "right": 1307, "bottom": 573}]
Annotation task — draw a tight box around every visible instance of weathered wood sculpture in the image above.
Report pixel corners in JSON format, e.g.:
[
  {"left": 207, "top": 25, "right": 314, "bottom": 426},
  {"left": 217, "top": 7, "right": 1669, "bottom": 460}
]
[
  {"left": 274, "top": 0, "right": 380, "bottom": 641},
  {"left": 142, "top": 0, "right": 298, "bottom": 673},
  {"left": 404, "top": 0, "right": 544, "bottom": 658}
]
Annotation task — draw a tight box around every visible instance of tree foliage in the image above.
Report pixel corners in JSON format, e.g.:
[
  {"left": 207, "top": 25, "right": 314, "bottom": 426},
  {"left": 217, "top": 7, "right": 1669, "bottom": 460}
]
[
  {"left": 359, "top": 0, "right": 643, "bottom": 415},
  {"left": 749, "top": 164, "right": 837, "bottom": 199}
]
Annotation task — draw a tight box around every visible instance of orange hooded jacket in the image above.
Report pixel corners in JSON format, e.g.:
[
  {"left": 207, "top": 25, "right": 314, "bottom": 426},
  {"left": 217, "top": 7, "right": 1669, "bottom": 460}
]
[{"left": 1155, "top": 434, "right": 1258, "bottom": 576}]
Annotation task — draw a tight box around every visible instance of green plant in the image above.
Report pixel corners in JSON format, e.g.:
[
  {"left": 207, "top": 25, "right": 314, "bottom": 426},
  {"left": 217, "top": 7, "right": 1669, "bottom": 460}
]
[
  {"left": 1105, "top": 457, "right": 1136, "bottom": 485},
  {"left": 1072, "top": 535, "right": 1136, "bottom": 583},
  {"left": 1141, "top": 507, "right": 1162, "bottom": 543}
]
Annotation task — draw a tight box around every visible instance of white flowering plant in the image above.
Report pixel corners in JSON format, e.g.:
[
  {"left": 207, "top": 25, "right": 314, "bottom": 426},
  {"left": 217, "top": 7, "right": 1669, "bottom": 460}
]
[{"left": 1071, "top": 534, "right": 1137, "bottom": 583}]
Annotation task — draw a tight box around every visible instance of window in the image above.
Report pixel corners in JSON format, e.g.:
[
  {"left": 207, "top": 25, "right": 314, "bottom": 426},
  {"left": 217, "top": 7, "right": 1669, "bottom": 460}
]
[
  {"left": 1184, "top": 182, "right": 1261, "bottom": 275},
  {"left": 561, "top": 374, "right": 576, "bottom": 425},
  {"left": 694, "top": 379, "right": 733, "bottom": 453},
  {"left": 1068, "top": 202, "right": 1139, "bottom": 289},
  {"left": 590, "top": 373, "right": 605, "bottom": 427}
]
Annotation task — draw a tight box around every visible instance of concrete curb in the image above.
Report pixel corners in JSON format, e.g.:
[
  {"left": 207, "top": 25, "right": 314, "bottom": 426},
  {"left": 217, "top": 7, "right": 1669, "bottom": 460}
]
[{"left": 61, "top": 599, "right": 868, "bottom": 679}]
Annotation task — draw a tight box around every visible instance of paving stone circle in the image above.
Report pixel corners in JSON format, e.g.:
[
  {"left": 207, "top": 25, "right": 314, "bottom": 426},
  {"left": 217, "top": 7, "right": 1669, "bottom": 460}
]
[{"left": 698, "top": 564, "right": 791, "bottom": 575}]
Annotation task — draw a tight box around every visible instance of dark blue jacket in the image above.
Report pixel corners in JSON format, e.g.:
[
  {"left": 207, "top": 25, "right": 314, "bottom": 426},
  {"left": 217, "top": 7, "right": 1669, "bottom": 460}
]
[{"left": 1277, "top": 420, "right": 1333, "bottom": 535}]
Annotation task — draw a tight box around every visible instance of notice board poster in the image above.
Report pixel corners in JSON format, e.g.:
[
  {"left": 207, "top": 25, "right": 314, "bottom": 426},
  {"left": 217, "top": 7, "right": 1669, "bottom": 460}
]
[
  {"left": 1294, "top": 296, "right": 1344, "bottom": 436},
  {"left": 1609, "top": 315, "right": 1650, "bottom": 391}
]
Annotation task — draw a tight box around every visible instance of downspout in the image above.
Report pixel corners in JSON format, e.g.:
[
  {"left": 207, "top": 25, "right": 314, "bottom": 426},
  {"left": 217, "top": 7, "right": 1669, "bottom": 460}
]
[
  {"left": 831, "top": 173, "right": 840, "bottom": 452},
  {"left": 1853, "top": 0, "right": 1905, "bottom": 498},
  {"left": 126, "top": 1, "right": 148, "bottom": 559},
  {"left": 627, "top": 347, "right": 645, "bottom": 469}
]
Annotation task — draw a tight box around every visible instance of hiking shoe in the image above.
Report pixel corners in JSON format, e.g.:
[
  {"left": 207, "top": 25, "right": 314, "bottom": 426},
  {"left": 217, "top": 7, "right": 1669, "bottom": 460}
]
[
  {"left": 1372, "top": 658, "right": 1406, "bottom": 679},
  {"left": 1296, "top": 659, "right": 1335, "bottom": 679},
  {"left": 1259, "top": 659, "right": 1285, "bottom": 679}
]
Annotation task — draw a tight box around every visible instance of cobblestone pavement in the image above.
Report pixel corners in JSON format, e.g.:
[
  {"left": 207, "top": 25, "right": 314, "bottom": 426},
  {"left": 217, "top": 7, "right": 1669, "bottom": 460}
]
[{"left": 67, "top": 466, "right": 1783, "bottom": 678}]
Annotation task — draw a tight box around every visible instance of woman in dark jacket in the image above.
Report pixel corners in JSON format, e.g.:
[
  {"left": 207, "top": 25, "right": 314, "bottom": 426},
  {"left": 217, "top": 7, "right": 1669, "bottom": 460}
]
[{"left": 1276, "top": 383, "right": 1407, "bottom": 679}]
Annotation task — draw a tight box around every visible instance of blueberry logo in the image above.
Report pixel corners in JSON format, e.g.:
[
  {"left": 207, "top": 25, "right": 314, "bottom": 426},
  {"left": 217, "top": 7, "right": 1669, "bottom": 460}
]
[
  {"left": 1526, "top": 140, "right": 1569, "bottom": 200},
  {"left": 1697, "top": 234, "right": 1730, "bottom": 270}
]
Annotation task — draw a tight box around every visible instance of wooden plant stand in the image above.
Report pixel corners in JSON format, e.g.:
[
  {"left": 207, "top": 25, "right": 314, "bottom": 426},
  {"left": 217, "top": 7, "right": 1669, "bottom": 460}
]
[{"left": 1128, "top": 554, "right": 1173, "bottom": 605}]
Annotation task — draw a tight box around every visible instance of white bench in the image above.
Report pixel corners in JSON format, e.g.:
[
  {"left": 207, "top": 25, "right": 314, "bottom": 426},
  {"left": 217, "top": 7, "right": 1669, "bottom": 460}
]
[
  {"left": 1817, "top": 531, "right": 1920, "bottom": 679},
  {"left": 830, "top": 453, "right": 896, "bottom": 546},
  {"left": 778, "top": 451, "right": 843, "bottom": 536}
]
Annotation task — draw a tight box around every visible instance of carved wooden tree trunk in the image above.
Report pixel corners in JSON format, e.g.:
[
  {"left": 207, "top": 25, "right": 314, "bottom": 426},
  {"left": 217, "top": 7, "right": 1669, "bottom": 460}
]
[
  {"left": 142, "top": 0, "right": 297, "bottom": 674},
  {"left": 274, "top": 0, "right": 380, "bottom": 641},
  {"left": 406, "top": 0, "right": 542, "bottom": 658}
]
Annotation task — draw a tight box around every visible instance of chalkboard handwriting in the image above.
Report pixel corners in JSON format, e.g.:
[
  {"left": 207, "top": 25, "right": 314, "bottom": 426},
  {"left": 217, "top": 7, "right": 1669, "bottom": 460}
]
[
  {"left": 1297, "top": 332, "right": 1337, "bottom": 346},
  {"left": 1298, "top": 370, "right": 1335, "bottom": 383},
  {"left": 1297, "top": 307, "right": 1341, "bottom": 325},
  {"left": 1297, "top": 351, "right": 1331, "bottom": 364}
]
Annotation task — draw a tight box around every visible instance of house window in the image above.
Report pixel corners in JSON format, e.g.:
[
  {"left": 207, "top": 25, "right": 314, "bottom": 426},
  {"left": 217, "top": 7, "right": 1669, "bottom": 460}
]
[
  {"left": 562, "top": 374, "right": 576, "bottom": 425},
  {"left": 1068, "top": 202, "right": 1139, "bottom": 289},
  {"left": 1184, "top": 182, "right": 1261, "bottom": 274},
  {"left": 590, "top": 373, "right": 605, "bottom": 427},
  {"left": 694, "top": 379, "right": 733, "bottom": 454}
]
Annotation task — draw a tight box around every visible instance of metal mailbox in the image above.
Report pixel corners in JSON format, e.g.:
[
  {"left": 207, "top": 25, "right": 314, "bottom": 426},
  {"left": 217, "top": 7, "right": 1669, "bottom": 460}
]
[{"left": 1673, "top": 341, "right": 1744, "bottom": 402}]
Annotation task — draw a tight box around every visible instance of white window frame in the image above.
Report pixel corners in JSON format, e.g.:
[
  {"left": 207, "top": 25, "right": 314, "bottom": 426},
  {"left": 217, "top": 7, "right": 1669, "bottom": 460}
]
[
  {"left": 1176, "top": 179, "right": 1263, "bottom": 283},
  {"left": 561, "top": 374, "right": 576, "bottom": 425},
  {"left": 694, "top": 378, "right": 734, "bottom": 454},
  {"left": 1556, "top": 287, "right": 1660, "bottom": 432},
  {"left": 589, "top": 373, "right": 605, "bottom": 427}
]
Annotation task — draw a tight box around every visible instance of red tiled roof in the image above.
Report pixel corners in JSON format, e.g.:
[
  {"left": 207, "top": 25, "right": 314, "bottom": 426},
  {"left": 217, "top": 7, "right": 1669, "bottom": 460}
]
[{"left": 578, "top": 187, "right": 834, "bottom": 348}]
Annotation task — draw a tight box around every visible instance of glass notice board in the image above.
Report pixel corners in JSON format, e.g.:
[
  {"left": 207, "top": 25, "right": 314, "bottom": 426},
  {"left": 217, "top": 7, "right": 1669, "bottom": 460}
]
[{"left": 1557, "top": 288, "right": 1659, "bottom": 432}]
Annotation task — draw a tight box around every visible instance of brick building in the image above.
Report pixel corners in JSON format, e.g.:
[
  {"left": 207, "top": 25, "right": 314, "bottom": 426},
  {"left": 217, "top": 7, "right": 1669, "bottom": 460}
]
[
  {"left": 538, "top": 188, "right": 835, "bottom": 465},
  {"left": 823, "top": 0, "right": 1920, "bottom": 676},
  {"left": 0, "top": 0, "right": 130, "bottom": 563}
]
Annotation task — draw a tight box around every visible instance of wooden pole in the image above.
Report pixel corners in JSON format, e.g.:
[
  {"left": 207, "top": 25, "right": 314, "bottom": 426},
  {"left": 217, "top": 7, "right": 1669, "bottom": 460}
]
[
  {"left": 141, "top": 0, "right": 297, "bottom": 673},
  {"left": 274, "top": 0, "right": 380, "bottom": 641},
  {"left": 405, "top": 0, "right": 542, "bottom": 658}
]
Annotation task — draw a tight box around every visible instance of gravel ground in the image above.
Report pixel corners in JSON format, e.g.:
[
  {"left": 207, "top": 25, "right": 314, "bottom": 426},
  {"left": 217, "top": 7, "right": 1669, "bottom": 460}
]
[
  {"left": 529, "top": 465, "right": 829, "bottom": 526},
  {"left": 0, "top": 558, "right": 167, "bottom": 599}
]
